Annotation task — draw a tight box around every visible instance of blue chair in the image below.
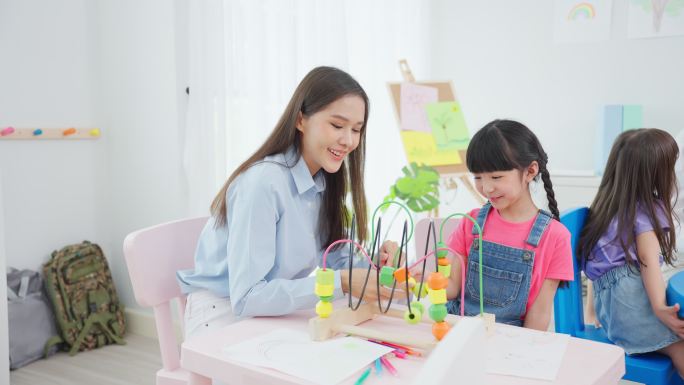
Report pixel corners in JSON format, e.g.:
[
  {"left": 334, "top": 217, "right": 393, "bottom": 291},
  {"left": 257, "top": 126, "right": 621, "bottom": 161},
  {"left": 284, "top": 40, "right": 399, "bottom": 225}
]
[{"left": 554, "top": 207, "right": 684, "bottom": 385}]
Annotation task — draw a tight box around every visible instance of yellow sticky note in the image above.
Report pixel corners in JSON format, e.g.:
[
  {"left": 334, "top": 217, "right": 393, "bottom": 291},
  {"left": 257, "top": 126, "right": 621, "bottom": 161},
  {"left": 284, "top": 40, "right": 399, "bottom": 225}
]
[{"left": 400, "top": 131, "right": 462, "bottom": 166}]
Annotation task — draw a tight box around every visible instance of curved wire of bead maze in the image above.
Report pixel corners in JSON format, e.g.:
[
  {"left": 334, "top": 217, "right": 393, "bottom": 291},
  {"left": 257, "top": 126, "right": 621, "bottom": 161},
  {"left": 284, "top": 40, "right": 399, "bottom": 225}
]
[{"left": 310, "top": 203, "right": 494, "bottom": 352}]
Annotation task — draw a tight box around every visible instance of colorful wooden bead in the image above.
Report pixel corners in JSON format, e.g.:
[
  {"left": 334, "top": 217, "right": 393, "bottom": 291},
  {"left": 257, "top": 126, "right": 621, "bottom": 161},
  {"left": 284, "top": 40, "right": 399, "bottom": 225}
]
[
  {"left": 412, "top": 281, "right": 428, "bottom": 297},
  {"left": 316, "top": 300, "right": 333, "bottom": 318},
  {"left": 316, "top": 269, "right": 335, "bottom": 285},
  {"left": 319, "top": 295, "right": 334, "bottom": 302},
  {"left": 407, "top": 276, "right": 416, "bottom": 289},
  {"left": 404, "top": 308, "right": 422, "bottom": 324},
  {"left": 432, "top": 321, "right": 451, "bottom": 340},
  {"left": 436, "top": 241, "right": 448, "bottom": 258},
  {"left": 428, "top": 288, "right": 447, "bottom": 304},
  {"left": 427, "top": 272, "right": 448, "bottom": 290},
  {"left": 438, "top": 264, "right": 451, "bottom": 278},
  {"left": 410, "top": 300, "right": 424, "bottom": 315},
  {"left": 379, "top": 266, "right": 396, "bottom": 286},
  {"left": 393, "top": 267, "right": 410, "bottom": 283},
  {"left": 437, "top": 257, "right": 450, "bottom": 266},
  {"left": 315, "top": 283, "right": 334, "bottom": 297},
  {"left": 429, "top": 304, "right": 448, "bottom": 322}
]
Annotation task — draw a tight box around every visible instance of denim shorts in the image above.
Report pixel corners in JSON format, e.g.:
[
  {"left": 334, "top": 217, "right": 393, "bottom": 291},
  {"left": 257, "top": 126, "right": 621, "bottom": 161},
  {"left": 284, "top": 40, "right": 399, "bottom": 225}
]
[{"left": 593, "top": 264, "right": 680, "bottom": 354}]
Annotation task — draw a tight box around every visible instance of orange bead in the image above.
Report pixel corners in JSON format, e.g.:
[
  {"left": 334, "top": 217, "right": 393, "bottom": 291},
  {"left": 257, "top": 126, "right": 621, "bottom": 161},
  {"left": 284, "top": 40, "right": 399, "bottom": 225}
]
[
  {"left": 432, "top": 321, "right": 451, "bottom": 340},
  {"left": 427, "top": 272, "right": 448, "bottom": 290},
  {"left": 437, "top": 258, "right": 450, "bottom": 266},
  {"left": 393, "top": 267, "right": 410, "bottom": 283}
]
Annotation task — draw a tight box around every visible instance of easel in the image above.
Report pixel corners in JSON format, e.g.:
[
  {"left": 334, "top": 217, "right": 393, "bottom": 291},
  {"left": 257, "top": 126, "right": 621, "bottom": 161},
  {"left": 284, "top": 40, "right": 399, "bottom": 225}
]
[{"left": 388, "top": 60, "right": 484, "bottom": 210}]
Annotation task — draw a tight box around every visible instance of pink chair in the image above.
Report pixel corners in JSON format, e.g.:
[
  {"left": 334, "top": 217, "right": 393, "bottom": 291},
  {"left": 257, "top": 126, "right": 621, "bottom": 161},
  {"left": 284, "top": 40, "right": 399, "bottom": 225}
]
[
  {"left": 124, "top": 217, "right": 209, "bottom": 385},
  {"left": 414, "top": 217, "right": 458, "bottom": 266}
]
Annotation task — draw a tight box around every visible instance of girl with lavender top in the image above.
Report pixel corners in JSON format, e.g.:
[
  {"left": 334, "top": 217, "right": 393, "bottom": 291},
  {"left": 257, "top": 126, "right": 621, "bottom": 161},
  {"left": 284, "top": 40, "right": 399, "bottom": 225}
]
[{"left": 579, "top": 128, "right": 684, "bottom": 378}]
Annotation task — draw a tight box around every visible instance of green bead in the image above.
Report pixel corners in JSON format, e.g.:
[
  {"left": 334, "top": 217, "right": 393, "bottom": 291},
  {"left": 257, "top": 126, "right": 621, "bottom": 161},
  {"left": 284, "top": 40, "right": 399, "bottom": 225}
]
[
  {"left": 316, "top": 269, "right": 335, "bottom": 285},
  {"left": 410, "top": 301, "right": 424, "bottom": 314},
  {"left": 404, "top": 308, "right": 422, "bottom": 325},
  {"left": 436, "top": 241, "right": 448, "bottom": 258},
  {"left": 379, "top": 266, "right": 396, "bottom": 287},
  {"left": 438, "top": 264, "right": 451, "bottom": 278},
  {"left": 319, "top": 295, "right": 334, "bottom": 302},
  {"left": 429, "top": 304, "right": 448, "bottom": 322}
]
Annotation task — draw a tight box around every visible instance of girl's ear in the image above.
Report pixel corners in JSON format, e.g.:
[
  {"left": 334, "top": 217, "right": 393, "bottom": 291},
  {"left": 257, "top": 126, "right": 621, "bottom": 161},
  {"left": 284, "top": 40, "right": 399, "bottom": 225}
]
[{"left": 524, "top": 161, "right": 539, "bottom": 183}]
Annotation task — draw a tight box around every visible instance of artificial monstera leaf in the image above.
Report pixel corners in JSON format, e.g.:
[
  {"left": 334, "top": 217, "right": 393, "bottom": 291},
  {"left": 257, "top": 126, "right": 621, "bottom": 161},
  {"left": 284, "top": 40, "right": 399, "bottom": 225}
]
[{"left": 386, "top": 162, "right": 440, "bottom": 213}]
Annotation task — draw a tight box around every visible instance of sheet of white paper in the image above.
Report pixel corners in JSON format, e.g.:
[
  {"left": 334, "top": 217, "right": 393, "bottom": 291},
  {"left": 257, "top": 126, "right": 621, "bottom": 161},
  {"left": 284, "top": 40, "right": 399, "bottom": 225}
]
[
  {"left": 222, "top": 329, "right": 393, "bottom": 385},
  {"left": 486, "top": 326, "right": 570, "bottom": 381}
]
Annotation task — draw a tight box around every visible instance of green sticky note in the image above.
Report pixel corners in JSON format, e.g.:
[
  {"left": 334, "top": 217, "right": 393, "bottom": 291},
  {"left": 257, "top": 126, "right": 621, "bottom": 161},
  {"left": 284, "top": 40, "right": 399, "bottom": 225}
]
[
  {"left": 622, "top": 105, "right": 642, "bottom": 132},
  {"left": 426, "top": 101, "right": 470, "bottom": 150}
]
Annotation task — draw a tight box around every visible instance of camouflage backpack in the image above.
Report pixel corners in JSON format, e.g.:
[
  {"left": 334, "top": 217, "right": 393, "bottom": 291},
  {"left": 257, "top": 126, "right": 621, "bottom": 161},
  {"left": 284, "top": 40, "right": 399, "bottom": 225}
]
[{"left": 43, "top": 241, "right": 126, "bottom": 355}]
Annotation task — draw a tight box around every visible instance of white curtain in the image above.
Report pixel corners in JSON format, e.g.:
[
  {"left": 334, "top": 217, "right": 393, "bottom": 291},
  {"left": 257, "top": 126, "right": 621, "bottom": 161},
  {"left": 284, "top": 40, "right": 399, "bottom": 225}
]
[{"left": 183, "top": 0, "right": 432, "bottom": 216}]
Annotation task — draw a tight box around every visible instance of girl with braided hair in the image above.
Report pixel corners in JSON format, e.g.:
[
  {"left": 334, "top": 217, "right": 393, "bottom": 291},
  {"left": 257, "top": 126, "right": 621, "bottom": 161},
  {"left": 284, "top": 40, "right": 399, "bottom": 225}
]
[{"left": 444, "top": 119, "right": 572, "bottom": 330}]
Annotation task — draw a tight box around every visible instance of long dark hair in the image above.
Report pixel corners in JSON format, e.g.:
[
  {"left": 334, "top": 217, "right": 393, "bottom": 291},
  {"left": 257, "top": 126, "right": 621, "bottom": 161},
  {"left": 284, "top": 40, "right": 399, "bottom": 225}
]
[
  {"left": 578, "top": 128, "right": 678, "bottom": 267},
  {"left": 210, "top": 66, "right": 369, "bottom": 245},
  {"left": 466, "top": 119, "right": 560, "bottom": 219}
]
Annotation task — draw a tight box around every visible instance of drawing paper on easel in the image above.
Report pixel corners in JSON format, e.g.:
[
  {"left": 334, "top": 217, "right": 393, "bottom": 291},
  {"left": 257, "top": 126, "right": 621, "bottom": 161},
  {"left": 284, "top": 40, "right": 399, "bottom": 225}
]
[
  {"left": 400, "top": 131, "right": 462, "bottom": 166},
  {"left": 222, "top": 329, "right": 392, "bottom": 385},
  {"left": 400, "top": 83, "right": 438, "bottom": 133},
  {"left": 486, "top": 326, "right": 570, "bottom": 380},
  {"left": 426, "top": 101, "right": 470, "bottom": 150}
]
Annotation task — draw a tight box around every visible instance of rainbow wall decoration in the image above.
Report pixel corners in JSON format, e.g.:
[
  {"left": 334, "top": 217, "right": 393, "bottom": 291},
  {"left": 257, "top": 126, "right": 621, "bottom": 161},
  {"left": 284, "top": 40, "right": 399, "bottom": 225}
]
[{"left": 567, "top": 2, "right": 596, "bottom": 20}]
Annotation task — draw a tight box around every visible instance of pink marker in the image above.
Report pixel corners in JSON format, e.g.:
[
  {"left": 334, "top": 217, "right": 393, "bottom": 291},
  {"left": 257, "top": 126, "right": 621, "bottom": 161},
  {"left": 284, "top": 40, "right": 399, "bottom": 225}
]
[{"left": 380, "top": 356, "right": 398, "bottom": 377}]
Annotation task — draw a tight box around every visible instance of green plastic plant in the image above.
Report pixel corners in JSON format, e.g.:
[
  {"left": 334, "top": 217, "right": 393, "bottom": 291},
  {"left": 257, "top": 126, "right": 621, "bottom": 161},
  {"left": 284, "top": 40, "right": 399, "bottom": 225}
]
[{"left": 383, "top": 162, "right": 440, "bottom": 213}]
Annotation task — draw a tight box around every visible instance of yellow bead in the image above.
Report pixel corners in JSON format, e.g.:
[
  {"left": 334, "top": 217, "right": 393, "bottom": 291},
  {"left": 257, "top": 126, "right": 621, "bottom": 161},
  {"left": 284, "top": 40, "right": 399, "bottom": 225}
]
[
  {"left": 315, "top": 283, "right": 334, "bottom": 297},
  {"left": 404, "top": 308, "right": 422, "bottom": 324},
  {"left": 412, "top": 281, "right": 428, "bottom": 297},
  {"left": 316, "top": 269, "right": 335, "bottom": 285},
  {"left": 438, "top": 264, "right": 451, "bottom": 278},
  {"left": 316, "top": 300, "right": 333, "bottom": 318},
  {"left": 407, "top": 277, "right": 416, "bottom": 288},
  {"left": 428, "top": 288, "right": 447, "bottom": 304}
]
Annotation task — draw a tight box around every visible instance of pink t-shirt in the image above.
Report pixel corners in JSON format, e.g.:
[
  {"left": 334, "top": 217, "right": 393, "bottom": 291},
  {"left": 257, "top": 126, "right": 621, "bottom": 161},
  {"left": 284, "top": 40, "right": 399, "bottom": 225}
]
[{"left": 447, "top": 207, "right": 573, "bottom": 316}]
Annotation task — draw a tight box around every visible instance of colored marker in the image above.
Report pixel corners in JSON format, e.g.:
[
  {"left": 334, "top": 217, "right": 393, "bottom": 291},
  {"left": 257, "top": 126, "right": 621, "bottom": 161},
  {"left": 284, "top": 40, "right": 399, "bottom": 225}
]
[
  {"left": 375, "top": 358, "right": 382, "bottom": 375},
  {"left": 354, "top": 366, "right": 372, "bottom": 385},
  {"left": 380, "top": 356, "right": 398, "bottom": 377}
]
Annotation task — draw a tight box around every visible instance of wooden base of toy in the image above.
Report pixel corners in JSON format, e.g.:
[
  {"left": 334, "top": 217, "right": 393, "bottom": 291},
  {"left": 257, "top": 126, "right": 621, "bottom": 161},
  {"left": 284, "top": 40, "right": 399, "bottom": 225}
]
[
  {"left": 481, "top": 312, "right": 496, "bottom": 335},
  {"left": 309, "top": 303, "right": 460, "bottom": 352}
]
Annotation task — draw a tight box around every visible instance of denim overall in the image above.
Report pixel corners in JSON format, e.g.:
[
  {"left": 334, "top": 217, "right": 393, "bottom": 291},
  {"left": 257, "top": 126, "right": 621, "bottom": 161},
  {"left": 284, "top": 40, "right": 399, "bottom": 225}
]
[{"left": 447, "top": 203, "right": 553, "bottom": 326}]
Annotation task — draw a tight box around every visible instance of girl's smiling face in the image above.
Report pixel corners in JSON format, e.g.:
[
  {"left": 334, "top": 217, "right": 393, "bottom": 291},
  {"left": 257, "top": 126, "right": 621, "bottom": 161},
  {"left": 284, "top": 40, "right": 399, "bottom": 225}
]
[{"left": 473, "top": 162, "right": 538, "bottom": 214}]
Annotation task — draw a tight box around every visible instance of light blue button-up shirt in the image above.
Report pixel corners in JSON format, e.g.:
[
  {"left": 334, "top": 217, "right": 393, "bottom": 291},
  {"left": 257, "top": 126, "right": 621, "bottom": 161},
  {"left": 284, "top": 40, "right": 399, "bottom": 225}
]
[{"left": 177, "top": 149, "right": 360, "bottom": 317}]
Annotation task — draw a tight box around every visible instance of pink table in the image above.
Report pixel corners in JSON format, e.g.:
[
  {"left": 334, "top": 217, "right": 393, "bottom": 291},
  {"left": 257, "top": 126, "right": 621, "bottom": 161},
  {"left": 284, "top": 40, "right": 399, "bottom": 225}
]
[{"left": 181, "top": 308, "right": 625, "bottom": 385}]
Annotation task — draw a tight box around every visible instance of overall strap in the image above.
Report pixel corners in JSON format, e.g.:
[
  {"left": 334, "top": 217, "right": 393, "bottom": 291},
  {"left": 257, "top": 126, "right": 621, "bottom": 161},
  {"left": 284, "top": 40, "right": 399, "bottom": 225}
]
[
  {"left": 525, "top": 209, "right": 554, "bottom": 247},
  {"left": 471, "top": 202, "right": 492, "bottom": 236}
]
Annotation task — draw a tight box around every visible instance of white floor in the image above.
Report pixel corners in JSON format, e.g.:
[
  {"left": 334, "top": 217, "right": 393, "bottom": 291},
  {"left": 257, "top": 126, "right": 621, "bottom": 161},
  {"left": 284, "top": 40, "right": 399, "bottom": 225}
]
[{"left": 10, "top": 334, "right": 160, "bottom": 385}]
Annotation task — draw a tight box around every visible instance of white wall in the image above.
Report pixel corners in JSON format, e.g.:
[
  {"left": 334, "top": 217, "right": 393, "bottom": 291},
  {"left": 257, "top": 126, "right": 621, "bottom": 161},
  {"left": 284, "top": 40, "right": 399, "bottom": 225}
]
[
  {"left": 0, "top": 0, "right": 186, "bottom": 313},
  {"left": 91, "top": 0, "right": 186, "bottom": 310},
  {"left": 429, "top": 0, "right": 684, "bottom": 174},
  {"left": 0, "top": 0, "right": 103, "bottom": 270}
]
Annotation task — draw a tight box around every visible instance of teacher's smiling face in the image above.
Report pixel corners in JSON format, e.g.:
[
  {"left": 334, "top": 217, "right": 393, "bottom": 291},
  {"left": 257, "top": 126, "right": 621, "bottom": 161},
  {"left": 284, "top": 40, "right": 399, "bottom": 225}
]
[{"left": 296, "top": 94, "right": 365, "bottom": 176}]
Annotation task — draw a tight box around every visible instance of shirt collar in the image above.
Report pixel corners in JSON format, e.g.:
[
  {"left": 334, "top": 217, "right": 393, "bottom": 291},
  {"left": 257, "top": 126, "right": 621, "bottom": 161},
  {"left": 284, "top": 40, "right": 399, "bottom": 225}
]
[{"left": 284, "top": 147, "right": 326, "bottom": 195}]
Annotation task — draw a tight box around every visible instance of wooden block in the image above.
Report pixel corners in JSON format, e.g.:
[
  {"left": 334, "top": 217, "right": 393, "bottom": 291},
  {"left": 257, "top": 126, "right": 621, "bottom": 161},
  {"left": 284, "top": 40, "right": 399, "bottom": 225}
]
[{"left": 482, "top": 313, "right": 496, "bottom": 335}]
